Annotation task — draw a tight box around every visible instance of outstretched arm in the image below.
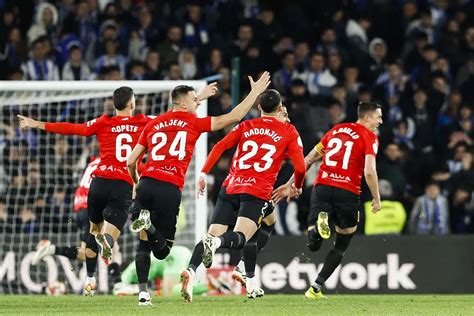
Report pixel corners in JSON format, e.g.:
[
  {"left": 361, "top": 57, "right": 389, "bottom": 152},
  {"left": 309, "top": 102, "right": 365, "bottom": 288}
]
[
  {"left": 210, "top": 72, "right": 271, "bottom": 131},
  {"left": 18, "top": 114, "right": 100, "bottom": 136}
]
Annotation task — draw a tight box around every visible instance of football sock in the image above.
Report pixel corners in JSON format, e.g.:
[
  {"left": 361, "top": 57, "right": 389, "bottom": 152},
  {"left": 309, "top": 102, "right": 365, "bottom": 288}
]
[
  {"left": 86, "top": 256, "right": 97, "bottom": 278},
  {"left": 138, "top": 283, "right": 148, "bottom": 293},
  {"left": 307, "top": 228, "right": 323, "bottom": 252},
  {"left": 217, "top": 231, "right": 246, "bottom": 249},
  {"left": 55, "top": 246, "right": 78, "bottom": 259},
  {"left": 104, "top": 233, "right": 115, "bottom": 249},
  {"left": 135, "top": 252, "right": 150, "bottom": 286},
  {"left": 257, "top": 222, "right": 274, "bottom": 252},
  {"left": 188, "top": 241, "right": 204, "bottom": 272},
  {"left": 314, "top": 233, "right": 354, "bottom": 288},
  {"left": 136, "top": 240, "right": 151, "bottom": 288},
  {"left": 243, "top": 234, "right": 258, "bottom": 278},
  {"left": 228, "top": 248, "right": 243, "bottom": 266}
]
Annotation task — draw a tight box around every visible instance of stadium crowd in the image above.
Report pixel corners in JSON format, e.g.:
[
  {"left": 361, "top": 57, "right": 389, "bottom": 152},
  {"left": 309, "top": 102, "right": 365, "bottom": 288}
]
[{"left": 1, "top": 0, "right": 474, "bottom": 235}]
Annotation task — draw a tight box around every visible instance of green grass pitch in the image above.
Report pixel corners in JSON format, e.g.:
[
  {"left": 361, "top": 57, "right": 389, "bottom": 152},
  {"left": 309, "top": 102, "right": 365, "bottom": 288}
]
[{"left": 1, "top": 294, "right": 473, "bottom": 315}]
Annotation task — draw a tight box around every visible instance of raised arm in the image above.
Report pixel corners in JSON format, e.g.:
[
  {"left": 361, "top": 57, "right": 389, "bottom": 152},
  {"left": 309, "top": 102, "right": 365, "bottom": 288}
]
[
  {"left": 364, "top": 154, "right": 381, "bottom": 213},
  {"left": 18, "top": 114, "right": 100, "bottom": 136},
  {"left": 127, "top": 144, "right": 147, "bottom": 185},
  {"left": 210, "top": 72, "right": 271, "bottom": 131}
]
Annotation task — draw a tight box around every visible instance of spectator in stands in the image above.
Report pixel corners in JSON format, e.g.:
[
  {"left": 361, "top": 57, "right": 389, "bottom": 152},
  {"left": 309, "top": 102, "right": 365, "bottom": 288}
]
[
  {"left": 272, "top": 50, "right": 298, "bottom": 93},
  {"left": 409, "top": 181, "right": 450, "bottom": 235},
  {"left": 202, "top": 48, "right": 225, "bottom": 77},
  {"left": 378, "top": 143, "right": 408, "bottom": 202},
  {"left": 21, "top": 36, "right": 59, "bottom": 81},
  {"left": 62, "top": 44, "right": 91, "bottom": 80},
  {"left": 182, "top": 3, "right": 210, "bottom": 50},
  {"left": 27, "top": 2, "right": 59, "bottom": 45},
  {"left": 178, "top": 49, "right": 199, "bottom": 79},
  {"left": 94, "top": 39, "right": 127, "bottom": 77},
  {"left": 157, "top": 25, "right": 184, "bottom": 67},
  {"left": 128, "top": 30, "right": 148, "bottom": 62},
  {"left": 144, "top": 50, "right": 162, "bottom": 80},
  {"left": 230, "top": 23, "right": 254, "bottom": 58},
  {"left": 164, "top": 62, "right": 182, "bottom": 80},
  {"left": 127, "top": 60, "right": 146, "bottom": 80},
  {"left": 305, "top": 52, "right": 337, "bottom": 98}
]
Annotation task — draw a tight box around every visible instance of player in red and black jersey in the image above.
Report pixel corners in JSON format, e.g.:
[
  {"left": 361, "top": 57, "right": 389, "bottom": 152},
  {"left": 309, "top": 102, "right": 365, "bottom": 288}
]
[
  {"left": 180, "top": 90, "right": 306, "bottom": 302},
  {"left": 18, "top": 84, "right": 217, "bottom": 295},
  {"left": 272, "top": 101, "right": 383, "bottom": 299},
  {"left": 126, "top": 72, "right": 270, "bottom": 306},
  {"left": 182, "top": 106, "right": 291, "bottom": 301}
]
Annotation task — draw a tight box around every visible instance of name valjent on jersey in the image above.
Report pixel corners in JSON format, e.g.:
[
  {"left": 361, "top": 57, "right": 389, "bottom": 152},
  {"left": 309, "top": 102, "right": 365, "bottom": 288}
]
[
  {"left": 154, "top": 119, "right": 188, "bottom": 130},
  {"left": 332, "top": 127, "right": 360, "bottom": 139},
  {"left": 243, "top": 128, "right": 282, "bottom": 142}
]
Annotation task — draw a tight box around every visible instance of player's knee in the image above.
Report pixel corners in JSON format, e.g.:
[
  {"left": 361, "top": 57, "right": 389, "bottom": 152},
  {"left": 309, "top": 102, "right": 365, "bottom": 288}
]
[
  {"left": 152, "top": 247, "right": 170, "bottom": 260},
  {"left": 151, "top": 240, "right": 173, "bottom": 260},
  {"left": 334, "top": 232, "right": 354, "bottom": 253},
  {"left": 307, "top": 229, "right": 323, "bottom": 252}
]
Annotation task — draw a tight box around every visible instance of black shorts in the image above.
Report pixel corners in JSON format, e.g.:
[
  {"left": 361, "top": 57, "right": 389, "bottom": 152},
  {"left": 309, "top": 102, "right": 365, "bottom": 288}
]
[
  {"left": 74, "top": 208, "right": 90, "bottom": 242},
  {"left": 87, "top": 177, "right": 132, "bottom": 231},
  {"left": 210, "top": 186, "right": 240, "bottom": 226},
  {"left": 135, "top": 177, "right": 181, "bottom": 241},
  {"left": 236, "top": 194, "right": 271, "bottom": 227},
  {"left": 307, "top": 184, "right": 360, "bottom": 229}
]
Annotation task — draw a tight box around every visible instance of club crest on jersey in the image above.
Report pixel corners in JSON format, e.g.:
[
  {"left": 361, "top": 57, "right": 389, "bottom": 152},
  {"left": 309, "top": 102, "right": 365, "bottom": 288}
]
[{"left": 332, "top": 127, "right": 359, "bottom": 139}]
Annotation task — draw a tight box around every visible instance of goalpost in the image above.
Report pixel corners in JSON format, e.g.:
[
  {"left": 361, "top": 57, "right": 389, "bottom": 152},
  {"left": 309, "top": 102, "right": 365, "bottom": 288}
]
[{"left": 0, "top": 80, "right": 208, "bottom": 294}]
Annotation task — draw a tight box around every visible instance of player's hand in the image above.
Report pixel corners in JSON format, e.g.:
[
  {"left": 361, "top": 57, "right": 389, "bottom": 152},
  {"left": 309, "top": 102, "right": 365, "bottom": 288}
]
[
  {"left": 197, "top": 173, "right": 207, "bottom": 198},
  {"left": 371, "top": 199, "right": 381, "bottom": 214},
  {"left": 17, "top": 115, "right": 39, "bottom": 130},
  {"left": 249, "top": 71, "right": 271, "bottom": 95},
  {"left": 271, "top": 183, "right": 291, "bottom": 204},
  {"left": 289, "top": 184, "right": 303, "bottom": 200},
  {"left": 199, "top": 82, "right": 218, "bottom": 100}
]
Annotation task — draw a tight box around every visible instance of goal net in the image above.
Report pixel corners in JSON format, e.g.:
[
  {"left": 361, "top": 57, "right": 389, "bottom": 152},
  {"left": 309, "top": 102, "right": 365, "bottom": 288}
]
[{"left": 0, "top": 80, "right": 208, "bottom": 294}]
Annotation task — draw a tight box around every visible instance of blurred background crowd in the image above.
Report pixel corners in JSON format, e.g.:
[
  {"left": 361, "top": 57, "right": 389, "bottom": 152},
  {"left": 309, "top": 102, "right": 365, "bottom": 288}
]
[{"left": 1, "top": 0, "right": 474, "bottom": 236}]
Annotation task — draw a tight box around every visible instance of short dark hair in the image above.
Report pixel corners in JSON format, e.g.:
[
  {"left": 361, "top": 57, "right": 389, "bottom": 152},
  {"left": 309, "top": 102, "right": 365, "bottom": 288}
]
[
  {"left": 259, "top": 89, "right": 281, "bottom": 113},
  {"left": 357, "top": 101, "right": 381, "bottom": 118},
  {"left": 113, "top": 86, "right": 134, "bottom": 110},
  {"left": 171, "top": 85, "right": 195, "bottom": 103}
]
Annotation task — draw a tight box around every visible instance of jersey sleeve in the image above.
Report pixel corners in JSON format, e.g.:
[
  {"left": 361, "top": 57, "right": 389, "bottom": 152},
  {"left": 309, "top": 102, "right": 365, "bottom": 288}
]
[
  {"left": 287, "top": 127, "right": 306, "bottom": 189},
  {"left": 201, "top": 124, "right": 242, "bottom": 174},
  {"left": 195, "top": 116, "right": 212, "bottom": 133},
  {"left": 45, "top": 115, "right": 105, "bottom": 136},
  {"left": 364, "top": 132, "right": 379, "bottom": 156}
]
